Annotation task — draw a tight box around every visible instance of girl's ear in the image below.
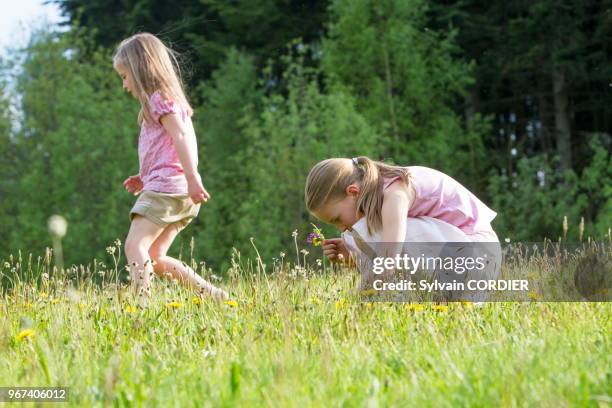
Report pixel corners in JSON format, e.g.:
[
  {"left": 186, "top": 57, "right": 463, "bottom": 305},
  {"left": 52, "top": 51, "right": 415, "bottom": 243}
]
[{"left": 346, "top": 184, "right": 360, "bottom": 196}]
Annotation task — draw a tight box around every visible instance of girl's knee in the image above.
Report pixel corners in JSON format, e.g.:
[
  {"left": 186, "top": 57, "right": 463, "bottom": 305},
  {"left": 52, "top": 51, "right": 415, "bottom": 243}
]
[
  {"left": 148, "top": 223, "right": 181, "bottom": 262},
  {"left": 148, "top": 252, "right": 166, "bottom": 273},
  {"left": 124, "top": 236, "right": 149, "bottom": 258},
  {"left": 151, "top": 257, "right": 167, "bottom": 274},
  {"left": 148, "top": 244, "right": 168, "bottom": 264}
]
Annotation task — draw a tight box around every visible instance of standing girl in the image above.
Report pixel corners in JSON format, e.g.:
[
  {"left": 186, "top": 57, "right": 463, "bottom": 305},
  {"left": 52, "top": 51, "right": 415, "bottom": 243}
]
[
  {"left": 305, "top": 157, "right": 502, "bottom": 300},
  {"left": 113, "top": 33, "right": 228, "bottom": 302}
]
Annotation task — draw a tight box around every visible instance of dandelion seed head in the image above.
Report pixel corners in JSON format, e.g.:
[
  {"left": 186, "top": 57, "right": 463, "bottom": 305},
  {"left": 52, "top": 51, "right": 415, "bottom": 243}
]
[{"left": 48, "top": 215, "right": 68, "bottom": 238}]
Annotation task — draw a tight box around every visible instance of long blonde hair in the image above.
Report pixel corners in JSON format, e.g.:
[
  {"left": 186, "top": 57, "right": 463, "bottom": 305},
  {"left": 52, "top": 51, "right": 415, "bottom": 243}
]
[
  {"left": 113, "top": 32, "right": 193, "bottom": 125},
  {"left": 305, "top": 157, "right": 411, "bottom": 235}
]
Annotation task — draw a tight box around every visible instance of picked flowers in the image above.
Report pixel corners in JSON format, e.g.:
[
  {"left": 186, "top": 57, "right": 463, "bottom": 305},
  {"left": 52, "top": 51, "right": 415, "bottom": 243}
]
[{"left": 306, "top": 224, "right": 325, "bottom": 247}]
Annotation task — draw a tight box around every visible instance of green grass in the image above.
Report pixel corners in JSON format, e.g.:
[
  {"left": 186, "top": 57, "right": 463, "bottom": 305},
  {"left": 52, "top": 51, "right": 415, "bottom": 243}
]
[{"left": 1, "top": 249, "right": 611, "bottom": 407}]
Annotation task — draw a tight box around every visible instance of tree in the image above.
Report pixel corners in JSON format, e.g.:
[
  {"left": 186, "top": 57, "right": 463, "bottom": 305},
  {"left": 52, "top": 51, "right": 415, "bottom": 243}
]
[
  {"left": 0, "top": 76, "right": 15, "bottom": 252},
  {"left": 322, "top": 0, "right": 490, "bottom": 192},
  {"left": 429, "top": 0, "right": 612, "bottom": 174},
  {"left": 52, "top": 0, "right": 330, "bottom": 85},
  {"left": 184, "top": 49, "right": 262, "bottom": 268},
  {"left": 2, "top": 30, "right": 138, "bottom": 264},
  {"left": 235, "top": 46, "right": 379, "bottom": 262}
]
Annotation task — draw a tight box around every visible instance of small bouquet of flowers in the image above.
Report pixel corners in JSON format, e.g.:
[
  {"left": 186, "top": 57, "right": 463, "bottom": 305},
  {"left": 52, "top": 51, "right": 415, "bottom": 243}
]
[{"left": 306, "top": 224, "right": 325, "bottom": 247}]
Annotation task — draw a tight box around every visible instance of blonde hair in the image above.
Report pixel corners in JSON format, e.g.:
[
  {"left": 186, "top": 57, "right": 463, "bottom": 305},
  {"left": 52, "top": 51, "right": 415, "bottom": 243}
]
[
  {"left": 113, "top": 32, "right": 193, "bottom": 125},
  {"left": 305, "top": 156, "right": 411, "bottom": 235}
]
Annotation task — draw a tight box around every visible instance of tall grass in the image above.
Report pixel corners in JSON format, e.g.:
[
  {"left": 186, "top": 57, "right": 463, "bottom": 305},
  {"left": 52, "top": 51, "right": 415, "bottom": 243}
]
[{"left": 1, "top": 242, "right": 610, "bottom": 407}]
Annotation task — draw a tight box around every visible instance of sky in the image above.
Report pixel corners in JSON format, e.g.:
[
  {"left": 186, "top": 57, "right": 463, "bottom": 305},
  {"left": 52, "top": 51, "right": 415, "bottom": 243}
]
[{"left": 0, "top": 0, "right": 65, "bottom": 53}]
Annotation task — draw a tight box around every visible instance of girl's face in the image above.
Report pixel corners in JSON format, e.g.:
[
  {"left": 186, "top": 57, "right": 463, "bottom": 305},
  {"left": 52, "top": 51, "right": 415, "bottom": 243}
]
[
  {"left": 113, "top": 62, "right": 135, "bottom": 97},
  {"left": 313, "top": 184, "right": 361, "bottom": 232}
]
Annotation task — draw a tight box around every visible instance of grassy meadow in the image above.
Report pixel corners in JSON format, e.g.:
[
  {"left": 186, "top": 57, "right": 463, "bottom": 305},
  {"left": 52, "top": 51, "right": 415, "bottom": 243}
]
[{"left": 1, "top": 241, "right": 611, "bottom": 407}]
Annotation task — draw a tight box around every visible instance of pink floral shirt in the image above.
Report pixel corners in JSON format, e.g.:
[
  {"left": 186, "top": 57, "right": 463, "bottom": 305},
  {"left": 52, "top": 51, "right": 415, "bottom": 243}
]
[
  {"left": 384, "top": 166, "right": 497, "bottom": 234},
  {"left": 138, "top": 91, "right": 191, "bottom": 194}
]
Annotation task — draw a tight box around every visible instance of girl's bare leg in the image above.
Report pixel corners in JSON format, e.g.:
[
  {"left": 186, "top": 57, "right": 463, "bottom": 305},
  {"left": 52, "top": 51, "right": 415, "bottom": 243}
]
[
  {"left": 148, "top": 222, "right": 228, "bottom": 300},
  {"left": 124, "top": 215, "right": 165, "bottom": 303}
]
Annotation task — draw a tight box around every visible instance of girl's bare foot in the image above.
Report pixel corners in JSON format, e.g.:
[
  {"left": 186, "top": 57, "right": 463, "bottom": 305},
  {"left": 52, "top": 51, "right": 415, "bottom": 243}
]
[
  {"left": 211, "top": 287, "right": 229, "bottom": 301},
  {"left": 197, "top": 284, "right": 229, "bottom": 301}
]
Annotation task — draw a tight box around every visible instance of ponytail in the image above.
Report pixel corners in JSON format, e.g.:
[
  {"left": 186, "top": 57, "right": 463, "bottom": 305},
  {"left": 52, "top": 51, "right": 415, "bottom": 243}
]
[
  {"left": 353, "top": 157, "right": 383, "bottom": 235},
  {"left": 354, "top": 156, "right": 411, "bottom": 234}
]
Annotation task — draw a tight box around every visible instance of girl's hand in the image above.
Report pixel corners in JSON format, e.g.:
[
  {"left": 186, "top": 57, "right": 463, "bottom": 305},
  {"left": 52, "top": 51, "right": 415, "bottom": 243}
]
[
  {"left": 322, "top": 238, "right": 350, "bottom": 263},
  {"left": 186, "top": 173, "right": 210, "bottom": 204},
  {"left": 123, "top": 175, "right": 143, "bottom": 195}
]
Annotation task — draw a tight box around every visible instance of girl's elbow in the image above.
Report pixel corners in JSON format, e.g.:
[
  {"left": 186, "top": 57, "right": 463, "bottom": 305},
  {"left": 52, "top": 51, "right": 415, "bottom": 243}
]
[{"left": 171, "top": 131, "right": 187, "bottom": 142}]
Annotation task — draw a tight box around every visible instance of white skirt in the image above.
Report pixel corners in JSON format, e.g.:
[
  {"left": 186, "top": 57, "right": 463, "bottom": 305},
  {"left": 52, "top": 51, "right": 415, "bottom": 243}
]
[{"left": 342, "top": 216, "right": 502, "bottom": 301}]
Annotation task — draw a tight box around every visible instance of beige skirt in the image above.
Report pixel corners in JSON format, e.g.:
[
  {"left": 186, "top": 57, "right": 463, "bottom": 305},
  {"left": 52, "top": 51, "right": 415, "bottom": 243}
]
[{"left": 129, "top": 190, "right": 200, "bottom": 228}]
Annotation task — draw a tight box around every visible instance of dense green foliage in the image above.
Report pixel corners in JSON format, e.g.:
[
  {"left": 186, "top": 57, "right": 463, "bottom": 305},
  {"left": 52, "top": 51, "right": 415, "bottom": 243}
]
[
  {"left": 52, "top": 0, "right": 329, "bottom": 84},
  {"left": 1, "top": 0, "right": 610, "bottom": 269},
  {"left": 1, "top": 32, "right": 138, "bottom": 264}
]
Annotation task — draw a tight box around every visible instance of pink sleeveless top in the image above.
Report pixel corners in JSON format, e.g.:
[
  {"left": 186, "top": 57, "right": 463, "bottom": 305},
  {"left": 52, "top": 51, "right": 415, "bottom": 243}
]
[{"left": 384, "top": 166, "right": 497, "bottom": 234}]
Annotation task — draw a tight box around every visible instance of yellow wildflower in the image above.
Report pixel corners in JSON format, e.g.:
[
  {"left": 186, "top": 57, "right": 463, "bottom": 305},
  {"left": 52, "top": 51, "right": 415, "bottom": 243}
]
[
  {"left": 166, "top": 301, "right": 183, "bottom": 309},
  {"left": 17, "top": 329, "right": 36, "bottom": 341},
  {"left": 225, "top": 300, "right": 238, "bottom": 308},
  {"left": 406, "top": 303, "right": 424, "bottom": 312},
  {"left": 124, "top": 305, "right": 138, "bottom": 313},
  {"left": 192, "top": 297, "right": 201, "bottom": 305},
  {"left": 528, "top": 292, "right": 541, "bottom": 300},
  {"left": 335, "top": 298, "right": 347, "bottom": 310},
  {"left": 433, "top": 305, "right": 449, "bottom": 312}
]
